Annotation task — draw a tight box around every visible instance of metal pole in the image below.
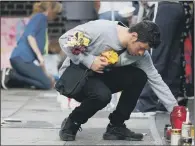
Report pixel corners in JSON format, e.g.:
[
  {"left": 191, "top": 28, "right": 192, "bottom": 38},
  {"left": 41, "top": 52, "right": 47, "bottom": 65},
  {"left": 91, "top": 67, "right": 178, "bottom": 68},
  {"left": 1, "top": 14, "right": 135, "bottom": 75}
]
[{"left": 110, "top": 2, "right": 115, "bottom": 21}]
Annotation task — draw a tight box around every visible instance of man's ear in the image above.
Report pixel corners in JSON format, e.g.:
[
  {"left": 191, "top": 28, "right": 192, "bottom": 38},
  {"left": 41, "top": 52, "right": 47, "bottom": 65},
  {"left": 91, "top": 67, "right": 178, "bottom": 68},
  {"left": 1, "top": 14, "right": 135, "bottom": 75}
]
[{"left": 131, "top": 32, "right": 138, "bottom": 42}]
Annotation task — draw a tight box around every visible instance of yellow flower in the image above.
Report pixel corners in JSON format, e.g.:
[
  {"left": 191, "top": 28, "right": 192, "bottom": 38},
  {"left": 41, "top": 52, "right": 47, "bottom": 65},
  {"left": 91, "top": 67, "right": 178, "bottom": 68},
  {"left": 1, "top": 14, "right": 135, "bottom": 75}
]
[
  {"left": 67, "top": 37, "right": 79, "bottom": 47},
  {"left": 83, "top": 37, "right": 90, "bottom": 46},
  {"left": 75, "top": 31, "right": 90, "bottom": 46},
  {"left": 101, "top": 50, "right": 119, "bottom": 64}
]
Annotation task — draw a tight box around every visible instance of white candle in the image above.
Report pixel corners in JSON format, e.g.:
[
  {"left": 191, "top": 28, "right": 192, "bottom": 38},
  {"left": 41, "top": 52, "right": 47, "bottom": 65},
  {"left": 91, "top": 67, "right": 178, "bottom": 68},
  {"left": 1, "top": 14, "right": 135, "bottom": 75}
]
[{"left": 186, "top": 108, "right": 190, "bottom": 123}]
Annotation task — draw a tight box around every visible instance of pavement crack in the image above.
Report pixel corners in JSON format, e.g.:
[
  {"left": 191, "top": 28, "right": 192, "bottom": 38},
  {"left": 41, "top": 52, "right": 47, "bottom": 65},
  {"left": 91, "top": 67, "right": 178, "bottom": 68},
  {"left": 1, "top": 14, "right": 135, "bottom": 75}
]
[{"left": 4, "top": 95, "right": 39, "bottom": 119}]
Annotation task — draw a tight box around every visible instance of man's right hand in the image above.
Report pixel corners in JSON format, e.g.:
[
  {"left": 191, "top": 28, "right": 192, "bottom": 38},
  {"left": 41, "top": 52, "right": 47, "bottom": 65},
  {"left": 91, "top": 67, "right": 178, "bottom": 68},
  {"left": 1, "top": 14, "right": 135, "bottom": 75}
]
[{"left": 90, "top": 56, "right": 109, "bottom": 73}]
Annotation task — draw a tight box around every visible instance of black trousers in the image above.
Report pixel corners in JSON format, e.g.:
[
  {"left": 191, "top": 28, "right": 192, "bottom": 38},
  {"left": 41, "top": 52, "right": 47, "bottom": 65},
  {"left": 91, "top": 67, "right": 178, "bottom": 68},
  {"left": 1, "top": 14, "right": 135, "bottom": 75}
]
[
  {"left": 135, "top": 2, "right": 185, "bottom": 112},
  {"left": 68, "top": 65, "right": 147, "bottom": 125}
]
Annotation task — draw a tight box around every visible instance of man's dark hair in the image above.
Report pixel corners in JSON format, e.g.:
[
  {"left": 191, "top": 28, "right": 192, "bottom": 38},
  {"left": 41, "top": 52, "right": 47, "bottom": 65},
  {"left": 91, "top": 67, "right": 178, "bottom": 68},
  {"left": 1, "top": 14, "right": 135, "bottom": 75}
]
[{"left": 128, "top": 20, "right": 161, "bottom": 48}]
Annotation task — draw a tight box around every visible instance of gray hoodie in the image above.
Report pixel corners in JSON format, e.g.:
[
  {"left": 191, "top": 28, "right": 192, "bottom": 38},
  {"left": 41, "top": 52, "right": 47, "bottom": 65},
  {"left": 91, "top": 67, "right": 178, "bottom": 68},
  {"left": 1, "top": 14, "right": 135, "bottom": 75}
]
[{"left": 59, "top": 20, "right": 178, "bottom": 112}]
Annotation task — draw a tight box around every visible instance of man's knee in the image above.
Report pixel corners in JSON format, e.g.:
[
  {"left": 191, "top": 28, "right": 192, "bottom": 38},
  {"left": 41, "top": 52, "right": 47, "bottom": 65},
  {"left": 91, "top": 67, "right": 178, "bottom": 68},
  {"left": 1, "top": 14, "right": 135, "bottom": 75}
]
[{"left": 94, "top": 89, "right": 112, "bottom": 107}]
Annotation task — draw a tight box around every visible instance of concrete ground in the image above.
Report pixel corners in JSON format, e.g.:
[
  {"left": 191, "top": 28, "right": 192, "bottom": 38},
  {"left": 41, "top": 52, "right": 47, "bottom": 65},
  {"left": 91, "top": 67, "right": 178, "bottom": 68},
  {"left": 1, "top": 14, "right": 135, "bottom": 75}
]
[{"left": 1, "top": 89, "right": 194, "bottom": 145}]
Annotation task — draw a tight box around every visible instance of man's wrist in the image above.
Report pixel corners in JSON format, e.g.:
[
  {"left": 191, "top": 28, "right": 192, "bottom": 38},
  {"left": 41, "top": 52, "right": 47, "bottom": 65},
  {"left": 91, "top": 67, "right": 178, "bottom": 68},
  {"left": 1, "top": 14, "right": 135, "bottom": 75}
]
[{"left": 81, "top": 54, "right": 96, "bottom": 69}]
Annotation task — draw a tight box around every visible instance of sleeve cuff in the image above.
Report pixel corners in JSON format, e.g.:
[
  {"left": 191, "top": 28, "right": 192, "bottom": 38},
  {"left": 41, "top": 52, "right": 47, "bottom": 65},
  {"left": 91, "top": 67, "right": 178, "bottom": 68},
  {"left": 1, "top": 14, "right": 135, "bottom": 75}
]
[
  {"left": 80, "top": 54, "right": 95, "bottom": 69},
  {"left": 166, "top": 102, "right": 178, "bottom": 113}
]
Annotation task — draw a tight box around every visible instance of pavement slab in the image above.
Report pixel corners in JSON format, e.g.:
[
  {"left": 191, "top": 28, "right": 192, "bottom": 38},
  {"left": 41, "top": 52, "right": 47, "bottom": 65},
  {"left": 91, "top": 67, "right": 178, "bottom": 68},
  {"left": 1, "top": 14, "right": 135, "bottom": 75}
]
[{"left": 1, "top": 89, "right": 194, "bottom": 145}]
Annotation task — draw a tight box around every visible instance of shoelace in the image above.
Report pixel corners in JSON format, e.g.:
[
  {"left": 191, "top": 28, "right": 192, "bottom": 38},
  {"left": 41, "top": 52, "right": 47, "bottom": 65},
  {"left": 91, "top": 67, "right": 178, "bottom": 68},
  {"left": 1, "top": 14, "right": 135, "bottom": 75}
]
[
  {"left": 74, "top": 121, "right": 82, "bottom": 132},
  {"left": 78, "top": 127, "right": 82, "bottom": 132}
]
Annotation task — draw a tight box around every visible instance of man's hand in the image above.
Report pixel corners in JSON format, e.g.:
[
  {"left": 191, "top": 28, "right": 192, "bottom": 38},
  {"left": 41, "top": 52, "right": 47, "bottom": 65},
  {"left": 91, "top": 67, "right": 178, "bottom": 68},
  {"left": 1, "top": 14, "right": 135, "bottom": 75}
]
[{"left": 90, "top": 56, "right": 109, "bottom": 73}]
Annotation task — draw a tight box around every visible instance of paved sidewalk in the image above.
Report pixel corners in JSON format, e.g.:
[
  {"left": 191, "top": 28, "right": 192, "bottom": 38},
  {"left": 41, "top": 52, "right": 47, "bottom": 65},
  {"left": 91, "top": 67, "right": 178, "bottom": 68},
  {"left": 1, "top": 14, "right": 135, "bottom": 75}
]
[{"left": 1, "top": 89, "right": 193, "bottom": 145}]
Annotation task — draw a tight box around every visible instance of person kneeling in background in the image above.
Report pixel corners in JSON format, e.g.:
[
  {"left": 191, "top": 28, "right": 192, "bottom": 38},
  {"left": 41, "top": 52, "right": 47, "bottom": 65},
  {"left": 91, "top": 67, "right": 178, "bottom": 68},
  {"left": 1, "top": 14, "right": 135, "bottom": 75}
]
[{"left": 1, "top": 2, "right": 62, "bottom": 90}]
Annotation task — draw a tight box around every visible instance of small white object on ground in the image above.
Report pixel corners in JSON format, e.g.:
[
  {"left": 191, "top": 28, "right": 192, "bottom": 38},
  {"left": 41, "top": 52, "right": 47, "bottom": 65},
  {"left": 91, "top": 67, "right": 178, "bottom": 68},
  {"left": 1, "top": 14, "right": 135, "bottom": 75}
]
[{"left": 142, "top": 133, "right": 147, "bottom": 136}]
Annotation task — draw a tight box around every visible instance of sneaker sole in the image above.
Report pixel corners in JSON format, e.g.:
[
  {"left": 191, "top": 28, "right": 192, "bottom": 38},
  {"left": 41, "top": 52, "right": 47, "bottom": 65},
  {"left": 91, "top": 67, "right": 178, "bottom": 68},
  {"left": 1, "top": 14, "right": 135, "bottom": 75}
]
[
  {"left": 1, "top": 69, "right": 8, "bottom": 90},
  {"left": 103, "top": 133, "right": 143, "bottom": 141},
  {"left": 59, "top": 130, "right": 75, "bottom": 141}
]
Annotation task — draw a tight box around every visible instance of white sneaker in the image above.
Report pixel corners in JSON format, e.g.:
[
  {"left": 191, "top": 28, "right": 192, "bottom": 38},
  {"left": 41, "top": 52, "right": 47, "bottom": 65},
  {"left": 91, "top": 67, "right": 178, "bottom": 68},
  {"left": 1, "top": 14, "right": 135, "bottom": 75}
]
[{"left": 1, "top": 68, "right": 11, "bottom": 89}]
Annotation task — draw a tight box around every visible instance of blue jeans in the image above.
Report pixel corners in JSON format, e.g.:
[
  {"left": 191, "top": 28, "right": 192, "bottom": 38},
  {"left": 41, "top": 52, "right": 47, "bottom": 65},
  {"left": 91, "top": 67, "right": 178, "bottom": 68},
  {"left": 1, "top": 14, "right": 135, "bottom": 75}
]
[
  {"left": 98, "top": 11, "right": 129, "bottom": 27},
  {"left": 10, "top": 57, "right": 52, "bottom": 89}
]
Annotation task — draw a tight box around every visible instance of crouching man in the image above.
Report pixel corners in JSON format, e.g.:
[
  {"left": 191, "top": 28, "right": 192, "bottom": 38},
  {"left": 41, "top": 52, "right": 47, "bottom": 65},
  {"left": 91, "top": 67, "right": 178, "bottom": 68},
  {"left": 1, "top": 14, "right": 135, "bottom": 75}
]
[{"left": 58, "top": 20, "right": 178, "bottom": 141}]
